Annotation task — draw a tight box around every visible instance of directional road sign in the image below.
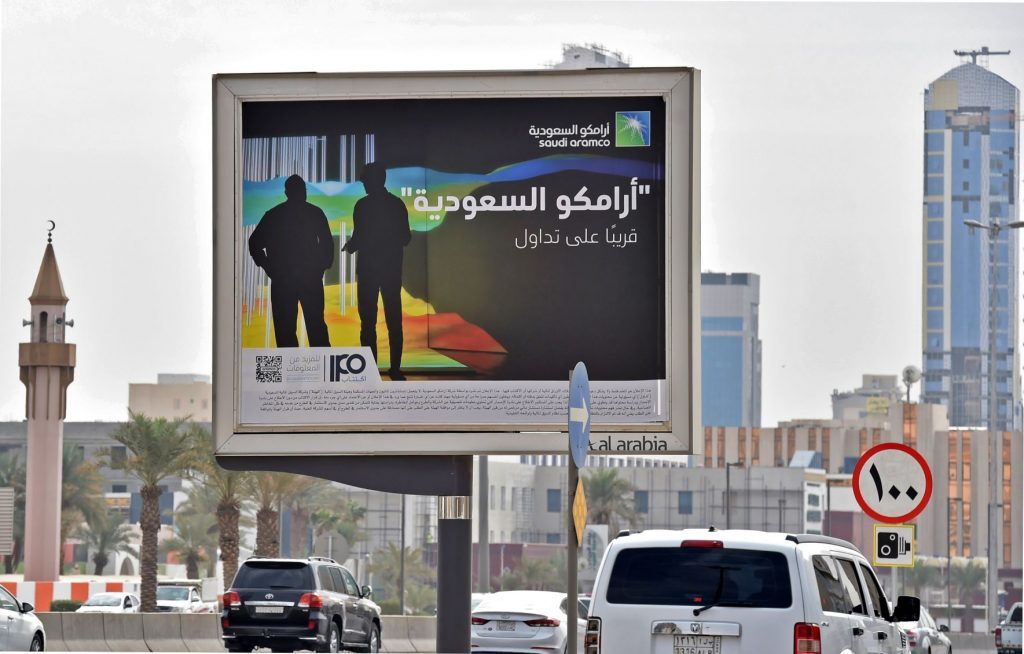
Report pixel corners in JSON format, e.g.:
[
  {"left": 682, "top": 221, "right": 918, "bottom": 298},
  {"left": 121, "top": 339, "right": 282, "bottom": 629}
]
[
  {"left": 568, "top": 362, "right": 591, "bottom": 469},
  {"left": 853, "top": 443, "right": 933, "bottom": 524}
]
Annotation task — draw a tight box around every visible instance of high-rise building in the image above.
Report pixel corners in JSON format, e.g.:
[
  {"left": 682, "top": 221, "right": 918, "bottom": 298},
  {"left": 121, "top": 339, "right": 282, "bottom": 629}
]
[
  {"left": 701, "top": 272, "right": 762, "bottom": 427},
  {"left": 921, "top": 53, "right": 1021, "bottom": 430}
]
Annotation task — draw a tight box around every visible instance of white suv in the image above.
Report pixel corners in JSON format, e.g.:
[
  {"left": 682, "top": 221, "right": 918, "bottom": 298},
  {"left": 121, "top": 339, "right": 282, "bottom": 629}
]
[{"left": 585, "top": 529, "right": 920, "bottom": 654}]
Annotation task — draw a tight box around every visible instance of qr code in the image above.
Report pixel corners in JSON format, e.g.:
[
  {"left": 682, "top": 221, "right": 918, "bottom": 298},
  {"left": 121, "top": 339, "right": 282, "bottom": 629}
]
[{"left": 255, "top": 355, "right": 283, "bottom": 383}]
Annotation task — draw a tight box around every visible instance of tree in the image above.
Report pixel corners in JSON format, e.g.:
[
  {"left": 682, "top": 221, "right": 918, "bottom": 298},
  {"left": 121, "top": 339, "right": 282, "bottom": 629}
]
[
  {"left": 163, "top": 512, "right": 216, "bottom": 580},
  {"left": 498, "top": 556, "right": 558, "bottom": 592},
  {"left": 902, "top": 557, "right": 942, "bottom": 599},
  {"left": 284, "top": 476, "right": 330, "bottom": 558},
  {"left": 251, "top": 472, "right": 303, "bottom": 557},
  {"left": 583, "top": 468, "right": 638, "bottom": 535},
  {"left": 76, "top": 513, "right": 137, "bottom": 576},
  {"left": 310, "top": 497, "right": 368, "bottom": 552},
  {"left": 369, "top": 543, "right": 433, "bottom": 608},
  {"left": 108, "top": 412, "right": 198, "bottom": 612},
  {"left": 951, "top": 559, "right": 987, "bottom": 630},
  {"left": 0, "top": 452, "right": 25, "bottom": 573},
  {"left": 61, "top": 444, "right": 106, "bottom": 572},
  {"left": 188, "top": 425, "right": 253, "bottom": 587}
]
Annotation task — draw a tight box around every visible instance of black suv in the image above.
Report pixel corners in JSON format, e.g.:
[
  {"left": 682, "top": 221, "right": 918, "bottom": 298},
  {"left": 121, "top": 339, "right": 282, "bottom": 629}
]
[{"left": 221, "top": 556, "right": 382, "bottom": 653}]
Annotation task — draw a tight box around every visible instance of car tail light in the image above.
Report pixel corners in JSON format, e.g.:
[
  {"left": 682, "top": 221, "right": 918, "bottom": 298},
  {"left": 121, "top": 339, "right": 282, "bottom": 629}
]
[
  {"left": 221, "top": 617, "right": 230, "bottom": 628},
  {"left": 585, "top": 617, "right": 601, "bottom": 654},
  {"left": 525, "top": 617, "right": 561, "bottom": 627},
  {"left": 681, "top": 540, "right": 723, "bottom": 548},
  {"left": 996, "top": 627, "right": 1002, "bottom": 646},
  {"left": 298, "top": 593, "right": 323, "bottom": 610},
  {"left": 793, "top": 623, "right": 821, "bottom": 654},
  {"left": 223, "top": 591, "right": 241, "bottom": 608},
  {"left": 308, "top": 619, "right": 316, "bottom": 630},
  {"left": 471, "top": 617, "right": 489, "bottom": 625}
]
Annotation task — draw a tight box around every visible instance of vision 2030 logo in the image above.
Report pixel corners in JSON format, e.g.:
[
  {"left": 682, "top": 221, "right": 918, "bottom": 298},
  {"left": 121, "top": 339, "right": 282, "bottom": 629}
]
[{"left": 615, "top": 111, "right": 651, "bottom": 147}]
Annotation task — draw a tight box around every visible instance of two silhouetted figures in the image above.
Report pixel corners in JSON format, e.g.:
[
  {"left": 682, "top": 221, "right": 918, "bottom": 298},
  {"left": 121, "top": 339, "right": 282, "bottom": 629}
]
[{"left": 249, "top": 167, "right": 410, "bottom": 380}]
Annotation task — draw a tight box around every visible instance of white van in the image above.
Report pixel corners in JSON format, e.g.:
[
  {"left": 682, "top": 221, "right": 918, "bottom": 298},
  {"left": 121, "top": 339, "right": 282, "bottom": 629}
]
[{"left": 585, "top": 529, "right": 920, "bottom": 654}]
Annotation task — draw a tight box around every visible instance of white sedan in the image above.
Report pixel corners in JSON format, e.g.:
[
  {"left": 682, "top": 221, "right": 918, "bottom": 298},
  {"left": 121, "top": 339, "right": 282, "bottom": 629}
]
[
  {"left": 0, "top": 585, "right": 45, "bottom": 651},
  {"left": 471, "top": 590, "right": 586, "bottom": 654},
  {"left": 76, "top": 592, "right": 140, "bottom": 614}
]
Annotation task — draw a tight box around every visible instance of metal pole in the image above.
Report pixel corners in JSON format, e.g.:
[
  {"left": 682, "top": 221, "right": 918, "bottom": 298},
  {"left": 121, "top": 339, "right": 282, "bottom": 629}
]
[
  {"left": 826, "top": 479, "right": 832, "bottom": 536},
  {"left": 947, "top": 498, "right": 952, "bottom": 625},
  {"left": 436, "top": 454, "right": 473, "bottom": 654},
  {"left": 479, "top": 456, "right": 490, "bottom": 593},
  {"left": 725, "top": 464, "right": 732, "bottom": 530},
  {"left": 778, "top": 498, "right": 784, "bottom": 531},
  {"left": 567, "top": 456, "right": 579, "bottom": 654},
  {"left": 987, "top": 226, "right": 999, "bottom": 629},
  {"left": 399, "top": 494, "right": 406, "bottom": 616}
]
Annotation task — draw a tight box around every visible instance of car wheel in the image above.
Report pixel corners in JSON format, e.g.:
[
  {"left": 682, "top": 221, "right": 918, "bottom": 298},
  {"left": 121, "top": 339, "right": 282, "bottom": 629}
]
[
  {"left": 317, "top": 622, "right": 340, "bottom": 653},
  {"left": 365, "top": 624, "right": 380, "bottom": 653},
  {"left": 30, "top": 634, "right": 43, "bottom": 651}
]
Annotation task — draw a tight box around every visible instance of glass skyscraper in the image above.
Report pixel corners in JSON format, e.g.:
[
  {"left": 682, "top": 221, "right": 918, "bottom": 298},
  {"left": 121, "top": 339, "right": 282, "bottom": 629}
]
[
  {"left": 701, "top": 272, "right": 762, "bottom": 427},
  {"left": 921, "top": 59, "right": 1021, "bottom": 430}
]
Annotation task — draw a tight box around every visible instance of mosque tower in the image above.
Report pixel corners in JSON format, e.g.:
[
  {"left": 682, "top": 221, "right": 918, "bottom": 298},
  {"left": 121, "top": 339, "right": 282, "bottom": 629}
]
[{"left": 19, "top": 226, "right": 75, "bottom": 581}]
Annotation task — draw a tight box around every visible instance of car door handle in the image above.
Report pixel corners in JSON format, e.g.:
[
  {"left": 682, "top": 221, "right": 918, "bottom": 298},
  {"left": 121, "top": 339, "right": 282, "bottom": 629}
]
[
  {"left": 852, "top": 627, "right": 864, "bottom": 636},
  {"left": 876, "top": 632, "right": 888, "bottom": 641},
  {"left": 820, "top": 621, "right": 830, "bottom": 627}
]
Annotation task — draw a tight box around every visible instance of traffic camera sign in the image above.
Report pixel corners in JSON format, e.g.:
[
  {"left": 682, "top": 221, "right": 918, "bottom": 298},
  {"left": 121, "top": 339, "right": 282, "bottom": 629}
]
[
  {"left": 853, "top": 443, "right": 933, "bottom": 524},
  {"left": 872, "top": 524, "right": 915, "bottom": 567}
]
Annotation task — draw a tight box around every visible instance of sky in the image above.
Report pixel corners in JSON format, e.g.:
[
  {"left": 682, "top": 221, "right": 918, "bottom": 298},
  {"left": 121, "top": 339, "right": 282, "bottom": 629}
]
[{"left": 2, "top": 1, "right": 1024, "bottom": 427}]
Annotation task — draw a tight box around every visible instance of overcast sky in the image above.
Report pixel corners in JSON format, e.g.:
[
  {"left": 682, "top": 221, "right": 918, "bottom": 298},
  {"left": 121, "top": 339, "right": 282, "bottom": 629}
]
[{"left": 2, "top": 1, "right": 1024, "bottom": 427}]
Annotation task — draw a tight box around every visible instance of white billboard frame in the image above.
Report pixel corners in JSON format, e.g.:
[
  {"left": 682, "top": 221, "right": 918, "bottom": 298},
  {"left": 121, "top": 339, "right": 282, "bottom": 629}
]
[{"left": 213, "top": 68, "right": 700, "bottom": 456}]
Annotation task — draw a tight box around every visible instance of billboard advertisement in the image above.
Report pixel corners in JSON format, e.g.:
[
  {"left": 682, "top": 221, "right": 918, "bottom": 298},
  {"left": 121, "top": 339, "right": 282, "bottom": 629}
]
[{"left": 213, "top": 70, "right": 699, "bottom": 455}]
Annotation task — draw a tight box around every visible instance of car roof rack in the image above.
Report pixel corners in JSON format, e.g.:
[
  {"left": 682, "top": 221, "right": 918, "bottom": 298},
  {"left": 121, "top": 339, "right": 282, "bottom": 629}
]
[
  {"left": 307, "top": 556, "right": 338, "bottom": 564},
  {"left": 785, "top": 533, "right": 860, "bottom": 552}
]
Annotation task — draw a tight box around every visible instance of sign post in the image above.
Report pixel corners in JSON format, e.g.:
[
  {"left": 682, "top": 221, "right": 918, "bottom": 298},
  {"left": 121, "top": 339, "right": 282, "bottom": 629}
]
[{"left": 567, "top": 362, "right": 591, "bottom": 654}]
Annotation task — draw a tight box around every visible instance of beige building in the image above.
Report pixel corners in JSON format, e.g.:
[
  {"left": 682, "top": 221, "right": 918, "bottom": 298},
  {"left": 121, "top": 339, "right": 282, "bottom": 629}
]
[{"left": 128, "top": 373, "right": 212, "bottom": 422}]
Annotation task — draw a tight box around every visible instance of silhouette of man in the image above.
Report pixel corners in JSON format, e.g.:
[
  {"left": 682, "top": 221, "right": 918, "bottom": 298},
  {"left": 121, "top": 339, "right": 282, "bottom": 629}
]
[
  {"left": 343, "top": 162, "right": 411, "bottom": 380},
  {"left": 248, "top": 174, "right": 334, "bottom": 347}
]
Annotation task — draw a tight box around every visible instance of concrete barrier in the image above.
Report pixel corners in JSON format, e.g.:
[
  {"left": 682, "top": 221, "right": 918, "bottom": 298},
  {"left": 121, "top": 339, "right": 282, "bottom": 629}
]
[
  {"left": 406, "top": 616, "right": 437, "bottom": 653},
  {"left": 180, "top": 612, "right": 225, "bottom": 652},
  {"left": 949, "top": 631, "right": 996, "bottom": 654},
  {"left": 142, "top": 612, "right": 187, "bottom": 652},
  {"left": 61, "top": 611, "right": 110, "bottom": 651},
  {"left": 103, "top": 613, "right": 150, "bottom": 652},
  {"left": 37, "top": 612, "right": 68, "bottom": 652},
  {"left": 380, "top": 615, "right": 414, "bottom": 653}
]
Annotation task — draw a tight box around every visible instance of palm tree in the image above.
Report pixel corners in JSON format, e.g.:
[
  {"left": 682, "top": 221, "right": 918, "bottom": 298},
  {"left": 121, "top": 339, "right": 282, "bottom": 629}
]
[
  {"left": 951, "top": 559, "right": 987, "bottom": 630},
  {"left": 902, "top": 557, "right": 942, "bottom": 599},
  {"left": 284, "top": 477, "right": 330, "bottom": 558},
  {"left": 189, "top": 425, "right": 253, "bottom": 587},
  {"left": 0, "top": 452, "right": 26, "bottom": 573},
  {"left": 61, "top": 444, "right": 106, "bottom": 572},
  {"left": 251, "top": 472, "right": 304, "bottom": 557},
  {"left": 310, "top": 498, "right": 367, "bottom": 551},
  {"left": 369, "top": 543, "right": 432, "bottom": 605},
  {"left": 76, "top": 513, "right": 138, "bottom": 575},
  {"left": 583, "top": 468, "right": 638, "bottom": 535},
  {"left": 163, "top": 512, "right": 216, "bottom": 580},
  {"left": 108, "top": 411, "right": 198, "bottom": 612}
]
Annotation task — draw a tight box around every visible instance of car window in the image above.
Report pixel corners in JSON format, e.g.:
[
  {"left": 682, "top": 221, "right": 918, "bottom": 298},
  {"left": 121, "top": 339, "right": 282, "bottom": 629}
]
[
  {"left": 605, "top": 546, "right": 792, "bottom": 608},
  {"left": 578, "top": 600, "right": 588, "bottom": 619},
  {"left": 1011, "top": 605, "right": 1022, "bottom": 623},
  {"left": 329, "top": 567, "right": 347, "bottom": 595},
  {"left": 812, "top": 555, "right": 849, "bottom": 614},
  {"left": 132, "top": 596, "right": 140, "bottom": 607},
  {"left": 857, "top": 563, "right": 890, "bottom": 620},
  {"left": 0, "top": 586, "right": 18, "bottom": 611},
  {"left": 233, "top": 561, "right": 314, "bottom": 589},
  {"left": 317, "top": 566, "right": 336, "bottom": 592},
  {"left": 192, "top": 589, "right": 200, "bottom": 602},
  {"left": 124, "top": 596, "right": 132, "bottom": 609},
  {"left": 835, "top": 558, "right": 866, "bottom": 615},
  {"left": 341, "top": 568, "right": 360, "bottom": 596}
]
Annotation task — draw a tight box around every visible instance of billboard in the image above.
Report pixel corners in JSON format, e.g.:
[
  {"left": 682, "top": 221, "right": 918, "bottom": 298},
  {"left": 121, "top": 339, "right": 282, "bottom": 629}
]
[{"left": 213, "top": 69, "right": 699, "bottom": 455}]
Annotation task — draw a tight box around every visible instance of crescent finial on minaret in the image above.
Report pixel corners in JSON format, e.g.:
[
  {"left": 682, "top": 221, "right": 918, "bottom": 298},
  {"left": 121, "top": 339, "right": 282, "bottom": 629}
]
[{"left": 47, "top": 220, "right": 55, "bottom": 243}]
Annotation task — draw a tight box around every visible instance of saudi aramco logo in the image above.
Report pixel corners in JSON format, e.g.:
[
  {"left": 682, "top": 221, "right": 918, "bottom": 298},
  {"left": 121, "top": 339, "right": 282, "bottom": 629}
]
[{"left": 615, "top": 111, "right": 651, "bottom": 147}]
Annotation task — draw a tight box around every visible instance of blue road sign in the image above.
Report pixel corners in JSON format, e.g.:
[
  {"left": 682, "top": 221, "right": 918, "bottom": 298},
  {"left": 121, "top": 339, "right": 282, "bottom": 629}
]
[{"left": 568, "top": 362, "right": 591, "bottom": 468}]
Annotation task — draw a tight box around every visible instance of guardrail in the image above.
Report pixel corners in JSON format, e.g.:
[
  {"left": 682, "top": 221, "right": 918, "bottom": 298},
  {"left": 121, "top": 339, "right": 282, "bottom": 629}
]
[{"left": 37, "top": 612, "right": 441, "bottom": 652}]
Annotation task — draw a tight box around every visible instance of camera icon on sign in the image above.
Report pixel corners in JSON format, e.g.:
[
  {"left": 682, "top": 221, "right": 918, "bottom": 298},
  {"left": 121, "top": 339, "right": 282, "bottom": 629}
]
[{"left": 876, "top": 531, "right": 912, "bottom": 559}]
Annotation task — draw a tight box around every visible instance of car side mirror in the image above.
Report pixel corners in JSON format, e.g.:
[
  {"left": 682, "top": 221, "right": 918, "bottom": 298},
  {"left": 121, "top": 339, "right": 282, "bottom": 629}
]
[
  {"left": 21, "top": 602, "right": 34, "bottom": 613},
  {"left": 891, "top": 596, "right": 920, "bottom": 622},
  {"left": 938, "top": 624, "right": 950, "bottom": 633},
  {"left": 360, "top": 585, "right": 373, "bottom": 599}
]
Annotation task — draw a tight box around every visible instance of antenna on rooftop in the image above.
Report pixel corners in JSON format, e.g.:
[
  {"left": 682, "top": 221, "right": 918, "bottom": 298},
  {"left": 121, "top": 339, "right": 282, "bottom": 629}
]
[{"left": 954, "top": 46, "right": 1010, "bottom": 67}]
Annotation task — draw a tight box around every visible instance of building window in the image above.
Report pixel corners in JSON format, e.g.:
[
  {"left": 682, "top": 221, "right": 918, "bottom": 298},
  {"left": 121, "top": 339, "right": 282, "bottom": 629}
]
[
  {"left": 927, "top": 265, "right": 942, "bottom": 284},
  {"left": 111, "top": 484, "right": 127, "bottom": 493},
  {"left": 546, "top": 533, "right": 561, "bottom": 544},
  {"left": 808, "top": 494, "right": 820, "bottom": 507},
  {"left": 490, "top": 485, "right": 495, "bottom": 510},
  {"left": 678, "top": 491, "right": 693, "bottom": 515},
  {"left": 962, "top": 159, "right": 969, "bottom": 169},
  {"left": 634, "top": 490, "right": 649, "bottom": 514},
  {"left": 925, "top": 177, "right": 943, "bottom": 196},
  {"left": 547, "top": 489, "right": 561, "bottom": 513},
  {"left": 806, "top": 510, "right": 822, "bottom": 522},
  {"left": 927, "top": 310, "right": 942, "bottom": 329},
  {"left": 927, "top": 244, "right": 943, "bottom": 263},
  {"left": 500, "top": 486, "right": 506, "bottom": 510}
]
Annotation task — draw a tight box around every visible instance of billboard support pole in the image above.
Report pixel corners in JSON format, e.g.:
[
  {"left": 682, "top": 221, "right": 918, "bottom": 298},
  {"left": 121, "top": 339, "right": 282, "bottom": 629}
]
[{"left": 437, "top": 482, "right": 472, "bottom": 653}]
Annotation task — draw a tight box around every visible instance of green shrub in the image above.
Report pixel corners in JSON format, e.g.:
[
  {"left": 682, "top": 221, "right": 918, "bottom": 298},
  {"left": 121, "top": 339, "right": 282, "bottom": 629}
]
[
  {"left": 378, "top": 598, "right": 401, "bottom": 615},
  {"left": 49, "top": 600, "right": 83, "bottom": 612}
]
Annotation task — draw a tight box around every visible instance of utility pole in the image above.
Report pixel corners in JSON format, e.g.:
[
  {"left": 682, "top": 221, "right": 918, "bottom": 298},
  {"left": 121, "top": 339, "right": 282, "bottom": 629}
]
[{"left": 478, "top": 456, "right": 490, "bottom": 593}]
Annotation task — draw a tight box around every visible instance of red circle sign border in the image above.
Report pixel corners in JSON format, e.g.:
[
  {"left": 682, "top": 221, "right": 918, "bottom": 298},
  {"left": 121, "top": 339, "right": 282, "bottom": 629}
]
[{"left": 852, "top": 442, "right": 933, "bottom": 524}]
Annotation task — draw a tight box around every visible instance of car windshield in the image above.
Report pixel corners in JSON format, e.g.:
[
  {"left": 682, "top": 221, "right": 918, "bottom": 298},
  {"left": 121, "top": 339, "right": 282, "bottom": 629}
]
[
  {"left": 156, "top": 587, "right": 190, "bottom": 601},
  {"left": 606, "top": 546, "right": 792, "bottom": 608},
  {"left": 84, "top": 594, "right": 122, "bottom": 607},
  {"left": 233, "top": 561, "right": 314, "bottom": 590}
]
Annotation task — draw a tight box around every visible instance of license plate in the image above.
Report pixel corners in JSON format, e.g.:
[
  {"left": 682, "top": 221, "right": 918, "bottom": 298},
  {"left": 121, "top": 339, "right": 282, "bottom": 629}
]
[
  {"left": 673, "top": 635, "right": 721, "bottom": 654},
  {"left": 254, "top": 606, "right": 284, "bottom": 614},
  {"left": 497, "top": 620, "right": 516, "bottom": 631}
]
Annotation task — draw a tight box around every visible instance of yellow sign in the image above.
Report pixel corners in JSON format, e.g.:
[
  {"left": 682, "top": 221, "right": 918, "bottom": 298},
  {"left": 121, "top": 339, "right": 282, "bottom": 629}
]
[
  {"left": 572, "top": 478, "right": 587, "bottom": 544},
  {"left": 872, "top": 523, "right": 915, "bottom": 567},
  {"left": 866, "top": 397, "right": 889, "bottom": 414}
]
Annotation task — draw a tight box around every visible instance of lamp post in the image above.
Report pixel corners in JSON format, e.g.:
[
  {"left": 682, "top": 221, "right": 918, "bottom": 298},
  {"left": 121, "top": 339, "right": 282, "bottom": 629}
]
[
  {"left": 964, "top": 217, "right": 1024, "bottom": 629},
  {"left": 777, "top": 498, "right": 786, "bottom": 532},
  {"left": 725, "top": 462, "right": 742, "bottom": 529}
]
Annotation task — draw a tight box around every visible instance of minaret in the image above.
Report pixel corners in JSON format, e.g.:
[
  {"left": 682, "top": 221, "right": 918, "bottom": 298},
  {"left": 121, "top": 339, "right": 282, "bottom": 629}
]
[{"left": 19, "top": 226, "right": 75, "bottom": 581}]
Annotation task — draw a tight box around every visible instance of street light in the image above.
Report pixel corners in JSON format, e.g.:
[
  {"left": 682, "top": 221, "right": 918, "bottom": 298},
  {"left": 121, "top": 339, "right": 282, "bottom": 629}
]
[
  {"left": 725, "top": 462, "right": 742, "bottom": 530},
  {"left": 963, "top": 217, "right": 1024, "bottom": 629}
]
